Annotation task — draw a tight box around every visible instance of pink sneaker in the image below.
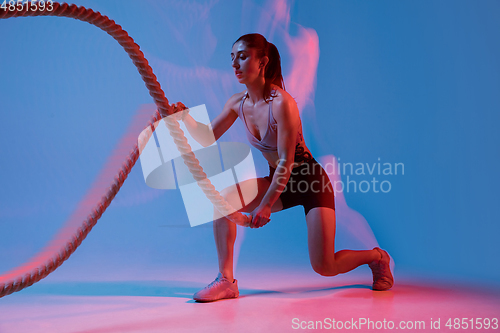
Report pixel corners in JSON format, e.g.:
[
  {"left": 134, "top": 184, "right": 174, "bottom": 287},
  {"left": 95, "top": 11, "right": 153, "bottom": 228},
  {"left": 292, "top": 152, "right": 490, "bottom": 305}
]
[
  {"left": 193, "top": 272, "right": 239, "bottom": 302},
  {"left": 369, "top": 247, "right": 394, "bottom": 291}
]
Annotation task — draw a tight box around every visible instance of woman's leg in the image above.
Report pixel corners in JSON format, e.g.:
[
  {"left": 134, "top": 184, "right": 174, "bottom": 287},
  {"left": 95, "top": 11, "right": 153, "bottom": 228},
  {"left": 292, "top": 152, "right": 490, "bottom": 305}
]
[
  {"left": 305, "top": 207, "right": 381, "bottom": 276},
  {"left": 213, "top": 177, "right": 283, "bottom": 281}
]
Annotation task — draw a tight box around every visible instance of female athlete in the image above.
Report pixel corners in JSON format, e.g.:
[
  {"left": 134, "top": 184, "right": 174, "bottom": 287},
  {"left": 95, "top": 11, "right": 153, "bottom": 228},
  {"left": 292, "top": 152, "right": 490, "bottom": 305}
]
[{"left": 174, "top": 33, "right": 393, "bottom": 302}]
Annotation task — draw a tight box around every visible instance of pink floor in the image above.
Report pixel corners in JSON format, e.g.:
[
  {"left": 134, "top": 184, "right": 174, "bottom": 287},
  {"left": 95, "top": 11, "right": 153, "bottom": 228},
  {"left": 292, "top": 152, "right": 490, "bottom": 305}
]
[{"left": 0, "top": 267, "right": 499, "bottom": 333}]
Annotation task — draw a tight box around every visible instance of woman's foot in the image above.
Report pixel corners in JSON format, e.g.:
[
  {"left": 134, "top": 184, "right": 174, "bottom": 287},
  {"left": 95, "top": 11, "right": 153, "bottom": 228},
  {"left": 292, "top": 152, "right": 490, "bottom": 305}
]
[
  {"left": 368, "top": 247, "right": 394, "bottom": 291},
  {"left": 193, "top": 272, "right": 239, "bottom": 302}
]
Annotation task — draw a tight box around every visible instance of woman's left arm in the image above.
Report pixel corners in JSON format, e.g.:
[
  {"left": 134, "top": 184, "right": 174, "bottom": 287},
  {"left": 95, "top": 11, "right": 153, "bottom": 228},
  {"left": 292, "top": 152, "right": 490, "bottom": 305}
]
[{"left": 249, "top": 97, "right": 300, "bottom": 228}]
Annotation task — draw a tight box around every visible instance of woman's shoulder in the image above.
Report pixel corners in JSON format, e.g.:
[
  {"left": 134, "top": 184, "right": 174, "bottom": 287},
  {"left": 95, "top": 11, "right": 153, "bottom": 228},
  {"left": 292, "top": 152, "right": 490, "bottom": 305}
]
[
  {"left": 270, "top": 85, "right": 299, "bottom": 118},
  {"left": 224, "top": 90, "right": 247, "bottom": 115},
  {"left": 226, "top": 90, "right": 246, "bottom": 103}
]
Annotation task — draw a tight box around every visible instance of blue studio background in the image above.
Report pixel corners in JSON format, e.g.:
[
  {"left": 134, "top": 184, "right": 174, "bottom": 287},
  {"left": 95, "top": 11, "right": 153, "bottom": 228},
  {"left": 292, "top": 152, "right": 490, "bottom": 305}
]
[{"left": 1, "top": 0, "right": 499, "bottom": 288}]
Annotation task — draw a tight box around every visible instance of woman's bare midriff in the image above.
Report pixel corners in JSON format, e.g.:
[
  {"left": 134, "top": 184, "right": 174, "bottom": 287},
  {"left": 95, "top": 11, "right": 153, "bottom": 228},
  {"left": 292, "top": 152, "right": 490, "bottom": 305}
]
[{"left": 262, "top": 141, "right": 313, "bottom": 170}]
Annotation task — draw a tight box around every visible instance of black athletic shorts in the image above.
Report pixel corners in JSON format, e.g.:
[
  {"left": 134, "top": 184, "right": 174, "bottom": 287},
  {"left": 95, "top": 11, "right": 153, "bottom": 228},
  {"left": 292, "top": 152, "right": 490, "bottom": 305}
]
[{"left": 264, "top": 158, "right": 335, "bottom": 215}]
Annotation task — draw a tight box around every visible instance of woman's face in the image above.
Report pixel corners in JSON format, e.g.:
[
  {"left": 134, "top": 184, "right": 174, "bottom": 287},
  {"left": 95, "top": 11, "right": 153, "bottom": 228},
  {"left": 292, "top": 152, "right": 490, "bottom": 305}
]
[{"left": 231, "top": 41, "right": 263, "bottom": 84}]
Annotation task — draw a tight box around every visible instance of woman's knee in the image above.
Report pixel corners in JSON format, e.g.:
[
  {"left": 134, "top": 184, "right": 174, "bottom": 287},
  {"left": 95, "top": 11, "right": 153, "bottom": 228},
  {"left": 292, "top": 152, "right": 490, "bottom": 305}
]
[
  {"left": 222, "top": 186, "right": 249, "bottom": 211},
  {"left": 311, "top": 260, "right": 339, "bottom": 277}
]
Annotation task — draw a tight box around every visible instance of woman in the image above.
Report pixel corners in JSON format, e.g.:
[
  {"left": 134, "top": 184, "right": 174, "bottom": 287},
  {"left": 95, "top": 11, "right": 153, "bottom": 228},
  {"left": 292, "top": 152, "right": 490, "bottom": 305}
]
[{"left": 176, "top": 33, "right": 393, "bottom": 302}]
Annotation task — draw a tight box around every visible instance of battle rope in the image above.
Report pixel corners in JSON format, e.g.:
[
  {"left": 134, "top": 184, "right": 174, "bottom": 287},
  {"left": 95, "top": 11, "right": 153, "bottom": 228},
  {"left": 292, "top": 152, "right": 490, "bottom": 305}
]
[{"left": 0, "top": 2, "right": 251, "bottom": 298}]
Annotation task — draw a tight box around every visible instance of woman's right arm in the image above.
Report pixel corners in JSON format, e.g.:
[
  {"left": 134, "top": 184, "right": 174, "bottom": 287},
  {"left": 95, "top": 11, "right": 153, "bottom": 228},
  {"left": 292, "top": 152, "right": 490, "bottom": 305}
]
[{"left": 182, "top": 94, "right": 240, "bottom": 147}]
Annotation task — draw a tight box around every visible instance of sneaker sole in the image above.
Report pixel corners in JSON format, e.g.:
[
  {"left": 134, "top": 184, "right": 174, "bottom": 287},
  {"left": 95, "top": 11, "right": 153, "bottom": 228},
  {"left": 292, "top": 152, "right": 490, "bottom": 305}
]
[{"left": 194, "top": 293, "right": 239, "bottom": 302}]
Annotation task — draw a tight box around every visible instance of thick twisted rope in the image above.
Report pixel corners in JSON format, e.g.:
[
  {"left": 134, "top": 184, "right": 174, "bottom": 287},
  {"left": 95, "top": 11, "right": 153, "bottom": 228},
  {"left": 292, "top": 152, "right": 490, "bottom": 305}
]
[{"left": 0, "top": 2, "right": 251, "bottom": 298}]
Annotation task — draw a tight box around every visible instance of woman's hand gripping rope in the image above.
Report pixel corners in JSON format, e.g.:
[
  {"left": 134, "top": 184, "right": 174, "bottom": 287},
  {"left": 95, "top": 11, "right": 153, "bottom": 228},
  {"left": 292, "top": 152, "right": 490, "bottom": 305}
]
[
  {"left": 161, "top": 102, "right": 189, "bottom": 121},
  {"left": 248, "top": 203, "right": 272, "bottom": 228}
]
